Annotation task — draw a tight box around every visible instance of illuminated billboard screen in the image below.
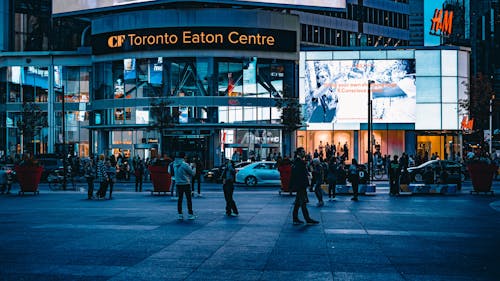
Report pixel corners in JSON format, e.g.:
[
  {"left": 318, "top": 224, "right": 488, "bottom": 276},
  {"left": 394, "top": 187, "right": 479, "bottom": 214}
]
[
  {"left": 303, "top": 60, "right": 416, "bottom": 125},
  {"left": 53, "top": 0, "right": 346, "bottom": 15}
]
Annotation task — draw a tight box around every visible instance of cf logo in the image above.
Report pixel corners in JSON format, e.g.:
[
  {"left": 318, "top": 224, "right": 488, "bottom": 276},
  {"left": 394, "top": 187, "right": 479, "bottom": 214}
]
[{"left": 107, "top": 35, "right": 126, "bottom": 48}]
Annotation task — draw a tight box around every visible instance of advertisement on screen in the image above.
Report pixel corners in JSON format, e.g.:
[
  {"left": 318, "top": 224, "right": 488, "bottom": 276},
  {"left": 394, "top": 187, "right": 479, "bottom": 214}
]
[
  {"left": 303, "top": 59, "right": 416, "bottom": 126},
  {"left": 53, "top": 0, "right": 346, "bottom": 15}
]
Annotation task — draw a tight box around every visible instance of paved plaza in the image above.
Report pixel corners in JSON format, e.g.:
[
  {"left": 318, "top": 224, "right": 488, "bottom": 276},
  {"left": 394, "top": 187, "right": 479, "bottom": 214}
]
[{"left": 0, "top": 181, "right": 499, "bottom": 281}]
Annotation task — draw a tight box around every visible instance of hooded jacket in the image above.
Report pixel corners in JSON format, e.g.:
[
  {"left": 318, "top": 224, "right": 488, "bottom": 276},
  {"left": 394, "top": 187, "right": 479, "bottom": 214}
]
[{"left": 173, "top": 157, "right": 195, "bottom": 185}]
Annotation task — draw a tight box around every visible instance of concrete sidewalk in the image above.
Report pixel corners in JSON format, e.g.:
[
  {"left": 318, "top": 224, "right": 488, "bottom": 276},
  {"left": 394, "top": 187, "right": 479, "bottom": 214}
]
[{"left": 0, "top": 182, "right": 499, "bottom": 281}]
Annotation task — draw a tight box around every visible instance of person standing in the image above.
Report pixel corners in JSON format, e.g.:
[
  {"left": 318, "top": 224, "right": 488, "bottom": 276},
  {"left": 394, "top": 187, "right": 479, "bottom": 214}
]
[
  {"left": 84, "top": 159, "right": 96, "bottom": 200},
  {"left": 134, "top": 157, "right": 145, "bottom": 192},
  {"left": 291, "top": 147, "right": 319, "bottom": 225},
  {"left": 106, "top": 160, "right": 117, "bottom": 200},
  {"left": 327, "top": 157, "right": 338, "bottom": 201},
  {"left": 348, "top": 158, "right": 360, "bottom": 201},
  {"left": 96, "top": 154, "right": 108, "bottom": 199},
  {"left": 222, "top": 160, "right": 239, "bottom": 217},
  {"left": 173, "top": 152, "right": 196, "bottom": 220},
  {"left": 312, "top": 158, "right": 324, "bottom": 207},
  {"left": 191, "top": 156, "right": 203, "bottom": 197},
  {"left": 389, "top": 155, "right": 401, "bottom": 196}
]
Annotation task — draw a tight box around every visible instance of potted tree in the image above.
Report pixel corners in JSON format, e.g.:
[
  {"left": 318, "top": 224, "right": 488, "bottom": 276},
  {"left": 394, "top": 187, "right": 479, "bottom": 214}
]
[
  {"left": 148, "top": 98, "right": 179, "bottom": 195},
  {"left": 459, "top": 74, "right": 497, "bottom": 195},
  {"left": 15, "top": 102, "right": 47, "bottom": 195},
  {"left": 275, "top": 97, "right": 304, "bottom": 194}
]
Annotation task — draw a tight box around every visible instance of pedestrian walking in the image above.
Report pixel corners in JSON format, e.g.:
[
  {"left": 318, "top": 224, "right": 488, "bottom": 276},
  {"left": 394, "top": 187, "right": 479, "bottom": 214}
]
[
  {"left": 173, "top": 152, "right": 196, "bottom": 220},
  {"left": 312, "top": 158, "right": 324, "bottom": 207},
  {"left": 290, "top": 147, "right": 319, "bottom": 225},
  {"left": 389, "top": 155, "right": 401, "bottom": 196},
  {"left": 84, "top": 159, "right": 96, "bottom": 199},
  {"left": 348, "top": 158, "right": 360, "bottom": 201},
  {"left": 222, "top": 159, "right": 239, "bottom": 216},
  {"left": 191, "top": 156, "right": 203, "bottom": 197},
  {"left": 134, "top": 157, "right": 145, "bottom": 192},
  {"left": 327, "top": 157, "right": 338, "bottom": 201}
]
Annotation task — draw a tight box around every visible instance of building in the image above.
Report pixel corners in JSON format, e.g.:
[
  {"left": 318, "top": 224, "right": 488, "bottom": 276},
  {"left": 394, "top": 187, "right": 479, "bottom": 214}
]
[
  {"left": 299, "top": 47, "right": 469, "bottom": 164},
  {"left": 1, "top": 0, "right": 470, "bottom": 167}
]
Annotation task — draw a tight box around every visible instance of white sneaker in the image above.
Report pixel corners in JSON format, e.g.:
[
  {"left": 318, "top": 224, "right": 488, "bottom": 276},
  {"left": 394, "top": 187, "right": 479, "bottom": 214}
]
[
  {"left": 177, "top": 214, "right": 184, "bottom": 220},
  {"left": 187, "top": 214, "right": 196, "bottom": 220}
]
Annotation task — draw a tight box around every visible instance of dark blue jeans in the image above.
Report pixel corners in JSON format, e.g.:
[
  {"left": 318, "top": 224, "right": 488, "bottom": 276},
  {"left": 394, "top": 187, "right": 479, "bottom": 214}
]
[
  {"left": 223, "top": 181, "right": 238, "bottom": 215},
  {"left": 177, "top": 184, "right": 193, "bottom": 215},
  {"left": 293, "top": 188, "right": 312, "bottom": 221}
]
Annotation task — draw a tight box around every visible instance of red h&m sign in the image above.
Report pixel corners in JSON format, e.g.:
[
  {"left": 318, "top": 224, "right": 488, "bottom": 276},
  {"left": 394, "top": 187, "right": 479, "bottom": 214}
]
[{"left": 430, "top": 9, "right": 453, "bottom": 37}]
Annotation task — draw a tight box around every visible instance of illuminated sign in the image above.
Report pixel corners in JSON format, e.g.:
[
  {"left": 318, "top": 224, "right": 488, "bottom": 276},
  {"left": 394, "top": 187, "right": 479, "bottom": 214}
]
[
  {"left": 430, "top": 9, "right": 453, "bottom": 37},
  {"left": 93, "top": 27, "right": 296, "bottom": 55},
  {"left": 53, "top": 0, "right": 346, "bottom": 15},
  {"left": 302, "top": 60, "right": 416, "bottom": 125}
]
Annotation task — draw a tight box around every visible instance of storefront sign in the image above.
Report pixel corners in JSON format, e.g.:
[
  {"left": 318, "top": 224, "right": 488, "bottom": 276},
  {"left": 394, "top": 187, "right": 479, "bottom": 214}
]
[
  {"left": 430, "top": 9, "right": 453, "bottom": 37},
  {"left": 92, "top": 27, "right": 296, "bottom": 55}
]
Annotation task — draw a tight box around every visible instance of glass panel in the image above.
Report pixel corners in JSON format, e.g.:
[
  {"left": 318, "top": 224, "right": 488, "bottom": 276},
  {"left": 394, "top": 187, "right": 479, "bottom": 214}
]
[
  {"left": 416, "top": 77, "right": 441, "bottom": 103},
  {"left": 442, "top": 77, "right": 457, "bottom": 103},
  {"left": 441, "top": 50, "right": 457, "bottom": 76},
  {"left": 415, "top": 104, "right": 441, "bottom": 130},
  {"left": 415, "top": 50, "right": 441, "bottom": 76},
  {"left": 94, "top": 62, "right": 113, "bottom": 100},
  {"left": 442, "top": 103, "right": 458, "bottom": 130}
]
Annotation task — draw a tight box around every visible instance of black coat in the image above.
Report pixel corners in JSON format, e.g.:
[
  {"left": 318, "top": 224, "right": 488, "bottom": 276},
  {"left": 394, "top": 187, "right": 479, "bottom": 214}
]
[{"left": 290, "top": 157, "right": 309, "bottom": 191}]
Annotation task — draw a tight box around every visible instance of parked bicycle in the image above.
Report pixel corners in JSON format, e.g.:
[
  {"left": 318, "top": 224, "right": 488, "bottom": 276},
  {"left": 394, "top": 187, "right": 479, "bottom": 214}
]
[{"left": 47, "top": 168, "right": 76, "bottom": 191}]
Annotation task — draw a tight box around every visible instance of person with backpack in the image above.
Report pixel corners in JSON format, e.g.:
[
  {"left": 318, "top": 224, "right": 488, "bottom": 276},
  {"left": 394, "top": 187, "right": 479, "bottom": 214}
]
[
  {"left": 222, "top": 159, "right": 238, "bottom": 217},
  {"left": 290, "top": 147, "right": 319, "bottom": 225},
  {"left": 348, "top": 158, "right": 360, "bottom": 201}
]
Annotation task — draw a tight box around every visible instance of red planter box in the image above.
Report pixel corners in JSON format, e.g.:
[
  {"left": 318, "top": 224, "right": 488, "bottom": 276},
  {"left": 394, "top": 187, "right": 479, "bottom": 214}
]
[
  {"left": 15, "top": 166, "right": 43, "bottom": 195},
  {"left": 468, "top": 163, "right": 497, "bottom": 193},
  {"left": 148, "top": 166, "right": 171, "bottom": 193}
]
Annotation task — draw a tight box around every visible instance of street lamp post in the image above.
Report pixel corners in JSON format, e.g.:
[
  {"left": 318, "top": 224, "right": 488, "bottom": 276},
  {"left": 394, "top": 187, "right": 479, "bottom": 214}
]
[
  {"left": 61, "top": 86, "right": 67, "bottom": 190},
  {"left": 490, "top": 95, "right": 495, "bottom": 155},
  {"left": 367, "top": 80, "right": 375, "bottom": 184}
]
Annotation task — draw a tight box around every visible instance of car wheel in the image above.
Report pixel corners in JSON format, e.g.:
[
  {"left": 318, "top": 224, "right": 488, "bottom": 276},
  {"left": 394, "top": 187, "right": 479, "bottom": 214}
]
[
  {"left": 413, "top": 173, "right": 423, "bottom": 182},
  {"left": 245, "top": 176, "right": 257, "bottom": 186}
]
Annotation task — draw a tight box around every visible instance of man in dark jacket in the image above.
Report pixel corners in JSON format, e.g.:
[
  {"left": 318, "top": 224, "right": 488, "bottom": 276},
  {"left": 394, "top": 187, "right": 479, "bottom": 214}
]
[{"left": 291, "top": 147, "right": 319, "bottom": 225}]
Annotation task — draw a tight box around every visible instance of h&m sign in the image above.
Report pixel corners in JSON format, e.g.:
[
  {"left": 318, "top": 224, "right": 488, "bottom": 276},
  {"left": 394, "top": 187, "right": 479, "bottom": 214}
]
[{"left": 430, "top": 9, "right": 453, "bottom": 37}]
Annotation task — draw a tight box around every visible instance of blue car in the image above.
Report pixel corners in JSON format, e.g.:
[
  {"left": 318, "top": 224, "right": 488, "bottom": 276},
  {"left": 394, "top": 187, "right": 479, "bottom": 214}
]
[{"left": 235, "top": 161, "right": 280, "bottom": 186}]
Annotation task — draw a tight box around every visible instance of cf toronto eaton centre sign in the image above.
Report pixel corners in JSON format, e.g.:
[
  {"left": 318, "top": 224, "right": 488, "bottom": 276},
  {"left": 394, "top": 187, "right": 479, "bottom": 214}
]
[{"left": 93, "top": 27, "right": 297, "bottom": 55}]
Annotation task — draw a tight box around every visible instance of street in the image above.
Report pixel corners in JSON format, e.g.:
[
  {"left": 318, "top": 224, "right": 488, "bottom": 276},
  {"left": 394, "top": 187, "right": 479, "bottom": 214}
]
[{"left": 0, "top": 180, "right": 499, "bottom": 281}]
